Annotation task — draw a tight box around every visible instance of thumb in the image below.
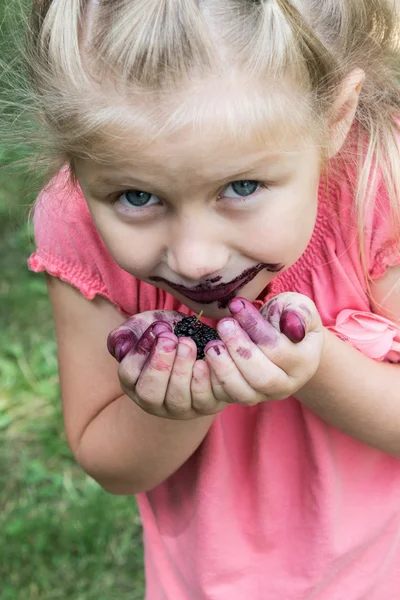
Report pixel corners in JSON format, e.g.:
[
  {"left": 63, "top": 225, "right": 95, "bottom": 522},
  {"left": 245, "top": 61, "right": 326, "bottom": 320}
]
[{"left": 260, "top": 292, "right": 322, "bottom": 344}]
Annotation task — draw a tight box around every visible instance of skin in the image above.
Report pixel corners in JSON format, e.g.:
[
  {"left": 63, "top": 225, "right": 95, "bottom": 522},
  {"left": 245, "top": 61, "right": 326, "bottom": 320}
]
[
  {"left": 149, "top": 263, "right": 285, "bottom": 309},
  {"left": 77, "top": 128, "right": 320, "bottom": 320},
  {"left": 72, "top": 70, "right": 365, "bottom": 422},
  {"left": 48, "top": 66, "right": 400, "bottom": 499}
]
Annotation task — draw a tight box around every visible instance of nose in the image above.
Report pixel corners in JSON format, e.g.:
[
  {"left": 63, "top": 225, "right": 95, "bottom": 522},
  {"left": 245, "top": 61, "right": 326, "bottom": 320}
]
[{"left": 166, "top": 215, "right": 229, "bottom": 281}]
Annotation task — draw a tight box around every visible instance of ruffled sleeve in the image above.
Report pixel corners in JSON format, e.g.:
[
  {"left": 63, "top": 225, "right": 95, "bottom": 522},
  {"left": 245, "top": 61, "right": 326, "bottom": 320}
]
[{"left": 27, "top": 169, "right": 141, "bottom": 316}]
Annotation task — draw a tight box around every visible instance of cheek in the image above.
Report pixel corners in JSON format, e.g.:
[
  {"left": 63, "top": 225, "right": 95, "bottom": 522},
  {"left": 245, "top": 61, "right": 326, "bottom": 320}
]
[
  {"left": 247, "top": 210, "right": 316, "bottom": 258},
  {"left": 280, "top": 211, "right": 317, "bottom": 261},
  {"left": 114, "top": 235, "right": 162, "bottom": 276},
  {"left": 91, "top": 211, "right": 164, "bottom": 276},
  {"left": 242, "top": 192, "right": 318, "bottom": 262}
]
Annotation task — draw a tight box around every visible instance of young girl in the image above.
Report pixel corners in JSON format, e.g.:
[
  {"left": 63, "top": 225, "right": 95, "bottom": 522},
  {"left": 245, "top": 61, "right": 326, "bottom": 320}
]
[{"left": 25, "top": 0, "right": 400, "bottom": 597}]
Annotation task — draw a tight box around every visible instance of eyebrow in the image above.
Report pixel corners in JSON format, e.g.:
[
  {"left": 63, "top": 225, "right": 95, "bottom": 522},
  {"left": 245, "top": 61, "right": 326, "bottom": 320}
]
[{"left": 92, "top": 152, "right": 289, "bottom": 189}]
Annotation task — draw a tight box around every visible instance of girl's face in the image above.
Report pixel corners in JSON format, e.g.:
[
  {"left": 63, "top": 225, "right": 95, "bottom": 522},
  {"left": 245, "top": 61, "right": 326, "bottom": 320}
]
[{"left": 77, "top": 111, "right": 321, "bottom": 319}]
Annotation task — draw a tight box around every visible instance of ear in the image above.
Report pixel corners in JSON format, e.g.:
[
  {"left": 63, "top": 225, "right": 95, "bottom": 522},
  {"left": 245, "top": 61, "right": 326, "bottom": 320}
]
[{"left": 328, "top": 69, "right": 365, "bottom": 158}]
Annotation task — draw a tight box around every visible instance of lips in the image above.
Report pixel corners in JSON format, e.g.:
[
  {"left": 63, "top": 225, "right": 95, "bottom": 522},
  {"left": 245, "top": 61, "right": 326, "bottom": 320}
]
[
  {"left": 174, "top": 278, "right": 249, "bottom": 304},
  {"left": 150, "top": 263, "right": 284, "bottom": 309}
]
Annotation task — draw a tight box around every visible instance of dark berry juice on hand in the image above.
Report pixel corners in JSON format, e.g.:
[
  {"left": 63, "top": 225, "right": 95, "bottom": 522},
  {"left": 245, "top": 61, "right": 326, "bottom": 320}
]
[{"left": 174, "top": 316, "right": 220, "bottom": 360}]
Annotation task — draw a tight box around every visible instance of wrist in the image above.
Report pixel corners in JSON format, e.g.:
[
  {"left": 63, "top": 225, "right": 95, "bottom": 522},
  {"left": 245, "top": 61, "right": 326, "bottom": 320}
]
[{"left": 296, "top": 327, "right": 337, "bottom": 405}]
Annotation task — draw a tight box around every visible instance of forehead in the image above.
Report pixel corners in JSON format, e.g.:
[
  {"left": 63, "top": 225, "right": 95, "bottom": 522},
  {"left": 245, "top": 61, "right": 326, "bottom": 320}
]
[{"left": 77, "top": 74, "right": 319, "bottom": 174}]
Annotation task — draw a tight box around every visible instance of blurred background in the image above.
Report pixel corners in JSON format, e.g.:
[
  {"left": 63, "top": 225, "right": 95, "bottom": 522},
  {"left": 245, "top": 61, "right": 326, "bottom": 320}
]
[{"left": 1, "top": 2, "right": 145, "bottom": 598}]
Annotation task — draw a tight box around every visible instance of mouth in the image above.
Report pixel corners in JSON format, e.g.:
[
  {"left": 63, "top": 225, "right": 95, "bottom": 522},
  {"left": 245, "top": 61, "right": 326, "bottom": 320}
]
[{"left": 150, "top": 263, "right": 284, "bottom": 309}]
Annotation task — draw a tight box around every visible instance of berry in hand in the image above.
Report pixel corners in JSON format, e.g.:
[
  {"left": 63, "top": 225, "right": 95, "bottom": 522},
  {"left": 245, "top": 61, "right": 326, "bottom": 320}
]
[{"left": 174, "top": 316, "right": 220, "bottom": 360}]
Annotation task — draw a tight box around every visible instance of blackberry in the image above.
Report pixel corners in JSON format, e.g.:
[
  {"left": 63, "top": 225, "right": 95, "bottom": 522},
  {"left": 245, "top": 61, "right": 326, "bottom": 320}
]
[{"left": 174, "top": 316, "right": 220, "bottom": 360}]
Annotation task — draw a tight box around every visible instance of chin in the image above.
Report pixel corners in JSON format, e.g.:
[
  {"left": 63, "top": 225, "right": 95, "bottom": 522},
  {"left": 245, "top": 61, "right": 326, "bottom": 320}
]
[
  {"left": 173, "top": 295, "right": 229, "bottom": 319},
  {"left": 194, "top": 304, "right": 233, "bottom": 320}
]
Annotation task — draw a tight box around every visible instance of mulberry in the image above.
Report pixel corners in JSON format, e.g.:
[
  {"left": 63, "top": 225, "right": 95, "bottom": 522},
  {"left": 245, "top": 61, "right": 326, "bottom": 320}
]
[{"left": 174, "top": 316, "right": 220, "bottom": 360}]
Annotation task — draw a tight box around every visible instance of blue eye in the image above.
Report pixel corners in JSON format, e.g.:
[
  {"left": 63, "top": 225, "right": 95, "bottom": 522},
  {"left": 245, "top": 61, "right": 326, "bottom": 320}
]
[
  {"left": 119, "top": 190, "right": 159, "bottom": 208},
  {"left": 223, "top": 180, "right": 261, "bottom": 199}
]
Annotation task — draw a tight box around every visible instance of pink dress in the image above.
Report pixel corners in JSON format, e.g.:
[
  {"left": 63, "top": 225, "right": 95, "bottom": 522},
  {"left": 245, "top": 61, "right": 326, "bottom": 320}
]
[{"left": 29, "top": 165, "right": 400, "bottom": 599}]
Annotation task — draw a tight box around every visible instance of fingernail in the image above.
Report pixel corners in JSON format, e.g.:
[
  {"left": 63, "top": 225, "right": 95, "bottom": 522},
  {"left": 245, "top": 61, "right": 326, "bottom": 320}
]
[
  {"left": 137, "top": 331, "right": 157, "bottom": 354},
  {"left": 229, "top": 299, "right": 245, "bottom": 315},
  {"left": 153, "top": 322, "right": 172, "bottom": 336},
  {"left": 157, "top": 335, "right": 177, "bottom": 353},
  {"left": 280, "top": 310, "right": 306, "bottom": 343},
  {"left": 218, "top": 319, "right": 236, "bottom": 335},
  {"left": 136, "top": 322, "right": 172, "bottom": 355},
  {"left": 107, "top": 330, "right": 136, "bottom": 362},
  {"left": 205, "top": 340, "right": 226, "bottom": 357},
  {"left": 177, "top": 341, "right": 192, "bottom": 358},
  {"left": 115, "top": 339, "right": 133, "bottom": 362}
]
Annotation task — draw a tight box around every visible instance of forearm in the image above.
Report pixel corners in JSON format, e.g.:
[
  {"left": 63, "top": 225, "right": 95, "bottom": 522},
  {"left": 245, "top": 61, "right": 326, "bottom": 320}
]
[
  {"left": 297, "top": 329, "right": 400, "bottom": 455},
  {"left": 75, "top": 394, "right": 215, "bottom": 495}
]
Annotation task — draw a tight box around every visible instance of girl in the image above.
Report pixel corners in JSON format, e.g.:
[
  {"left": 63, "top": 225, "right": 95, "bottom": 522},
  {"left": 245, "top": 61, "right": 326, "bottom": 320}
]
[{"left": 25, "top": 0, "right": 400, "bottom": 597}]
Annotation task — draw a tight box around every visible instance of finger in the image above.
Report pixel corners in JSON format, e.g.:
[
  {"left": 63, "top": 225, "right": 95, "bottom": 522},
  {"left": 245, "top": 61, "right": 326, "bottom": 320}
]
[
  {"left": 226, "top": 310, "right": 307, "bottom": 372},
  {"left": 228, "top": 298, "right": 281, "bottom": 346},
  {"left": 108, "top": 328, "right": 138, "bottom": 363},
  {"left": 163, "top": 337, "right": 197, "bottom": 417},
  {"left": 119, "top": 311, "right": 182, "bottom": 333},
  {"left": 261, "top": 293, "right": 321, "bottom": 340},
  {"left": 232, "top": 296, "right": 308, "bottom": 344},
  {"left": 118, "top": 322, "right": 172, "bottom": 388},
  {"left": 205, "top": 341, "right": 267, "bottom": 406},
  {"left": 134, "top": 332, "right": 178, "bottom": 414},
  {"left": 230, "top": 296, "right": 310, "bottom": 345},
  {"left": 223, "top": 296, "right": 324, "bottom": 397},
  {"left": 208, "top": 360, "right": 239, "bottom": 405},
  {"left": 109, "top": 320, "right": 172, "bottom": 362},
  {"left": 261, "top": 296, "right": 325, "bottom": 381},
  {"left": 191, "top": 359, "right": 227, "bottom": 415},
  {"left": 211, "top": 319, "right": 295, "bottom": 399}
]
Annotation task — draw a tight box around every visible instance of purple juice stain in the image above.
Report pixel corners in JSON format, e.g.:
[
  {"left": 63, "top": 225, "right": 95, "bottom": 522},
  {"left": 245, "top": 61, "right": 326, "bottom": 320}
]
[
  {"left": 263, "top": 297, "right": 280, "bottom": 318},
  {"left": 236, "top": 347, "right": 252, "bottom": 360},
  {"left": 156, "top": 333, "right": 178, "bottom": 353},
  {"left": 298, "top": 304, "right": 312, "bottom": 320},
  {"left": 107, "top": 319, "right": 175, "bottom": 363},
  {"left": 150, "top": 263, "right": 284, "bottom": 309},
  {"left": 280, "top": 310, "right": 306, "bottom": 344},
  {"left": 228, "top": 297, "right": 279, "bottom": 346},
  {"left": 229, "top": 299, "right": 246, "bottom": 315},
  {"left": 204, "top": 339, "right": 224, "bottom": 356},
  {"left": 107, "top": 329, "right": 138, "bottom": 362},
  {"left": 133, "top": 321, "right": 172, "bottom": 356},
  {"left": 154, "top": 311, "right": 166, "bottom": 322}
]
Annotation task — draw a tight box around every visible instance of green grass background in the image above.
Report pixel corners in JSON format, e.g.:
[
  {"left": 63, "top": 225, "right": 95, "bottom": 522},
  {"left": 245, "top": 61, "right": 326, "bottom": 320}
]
[{"left": 0, "top": 3, "right": 145, "bottom": 599}]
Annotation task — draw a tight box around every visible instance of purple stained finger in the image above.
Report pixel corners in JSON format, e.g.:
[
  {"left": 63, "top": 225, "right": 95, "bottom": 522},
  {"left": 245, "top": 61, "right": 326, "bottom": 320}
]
[
  {"left": 107, "top": 329, "right": 138, "bottom": 362},
  {"left": 280, "top": 310, "right": 306, "bottom": 343},
  {"left": 135, "top": 321, "right": 173, "bottom": 355},
  {"left": 228, "top": 297, "right": 278, "bottom": 346},
  {"left": 108, "top": 321, "right": 172, "bottom": 362}
]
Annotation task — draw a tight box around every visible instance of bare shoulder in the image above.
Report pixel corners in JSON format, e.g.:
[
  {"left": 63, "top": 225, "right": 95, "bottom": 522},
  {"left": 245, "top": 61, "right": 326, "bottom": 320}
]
[
  {"left": 370, "top": 264, "right": 400, "bottom": 324},
  {"left": 46, "top": 275, "right": 127, "bottom": 451}
]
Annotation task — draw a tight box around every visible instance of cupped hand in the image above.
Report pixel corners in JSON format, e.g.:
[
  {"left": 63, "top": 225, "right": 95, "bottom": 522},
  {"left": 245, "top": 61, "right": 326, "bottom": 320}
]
[
  {"left": 106, "top": 294, "right": 325, "bottom": 420},
  {"left": 204, "top": 293, "right": 325, "bottom": 406},
  {"left": 107, "top": 310, "right": 230, "bottom": 419}
]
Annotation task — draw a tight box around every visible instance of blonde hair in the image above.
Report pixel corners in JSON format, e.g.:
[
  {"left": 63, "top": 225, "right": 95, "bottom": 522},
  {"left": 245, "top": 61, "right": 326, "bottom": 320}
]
[{"left": 17, "top": 1, "right": 400, "bottom": 277}]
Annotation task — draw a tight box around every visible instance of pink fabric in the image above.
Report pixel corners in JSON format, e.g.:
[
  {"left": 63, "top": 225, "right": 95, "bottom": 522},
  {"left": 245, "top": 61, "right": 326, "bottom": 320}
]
[
  {"left": 28, "top": 162, "right": 400, "bottom": 600},
  {"left": 328, "top": 310, "right": 400, "bottom": 362}
]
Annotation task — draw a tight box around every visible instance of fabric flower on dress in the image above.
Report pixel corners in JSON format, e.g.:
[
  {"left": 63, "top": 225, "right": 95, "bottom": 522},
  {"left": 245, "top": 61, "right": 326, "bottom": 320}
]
[{"left": 328, "top": 310, "right": 400, "bottom": 363}]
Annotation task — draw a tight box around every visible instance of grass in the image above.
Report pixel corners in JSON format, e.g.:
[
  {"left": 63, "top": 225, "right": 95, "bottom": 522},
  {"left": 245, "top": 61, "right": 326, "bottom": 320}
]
[{"left": 0, "top": 5, "right": 145, "bottom": 599}]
